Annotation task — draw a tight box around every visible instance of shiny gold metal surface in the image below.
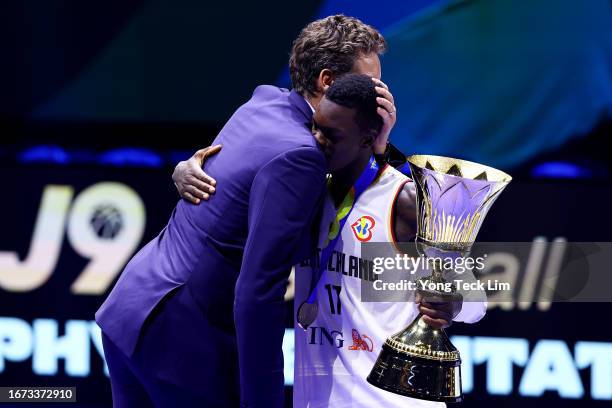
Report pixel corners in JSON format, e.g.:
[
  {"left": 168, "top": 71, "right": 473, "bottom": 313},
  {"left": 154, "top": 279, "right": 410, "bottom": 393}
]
[
  {"left": 367, "top": 154, "right": 511, "bottom": 403},
  {"left": 407, "top": 154, "right": 511, "bottom": 251},
  {"left": 385, "top": 316, "right": 459, "bottom": 361},
  {"left": 406, "top": 154, "right": 512, "bottom": 182}
]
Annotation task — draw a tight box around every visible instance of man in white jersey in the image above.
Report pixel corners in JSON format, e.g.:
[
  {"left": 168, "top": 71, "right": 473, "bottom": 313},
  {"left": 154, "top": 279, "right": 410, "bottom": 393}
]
[
  {"left": 292, "top": 73, "right": 486, "bottom": 408},
  {"left": 174, "top": 74, "right": 486, "bottom": 406}
]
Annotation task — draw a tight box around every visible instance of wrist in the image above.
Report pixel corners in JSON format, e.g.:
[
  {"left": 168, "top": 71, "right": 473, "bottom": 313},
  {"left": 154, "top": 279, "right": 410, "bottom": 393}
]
[
  {"left": 374, "top": 141, "right": 390, "bottom": 164},
  {"left": 373, "top": 142, "right": 387, "bottom": 155}
]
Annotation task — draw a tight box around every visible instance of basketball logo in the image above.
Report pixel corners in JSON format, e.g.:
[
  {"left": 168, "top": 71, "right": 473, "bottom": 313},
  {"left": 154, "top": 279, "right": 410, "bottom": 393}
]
[{"left": 351, "top": 215, "right": 375, "bottom": 242}]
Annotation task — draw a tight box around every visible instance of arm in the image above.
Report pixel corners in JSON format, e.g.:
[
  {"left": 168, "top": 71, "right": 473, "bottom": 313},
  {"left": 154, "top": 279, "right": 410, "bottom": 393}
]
[
  {"left": 453, "top": 295, "right": 487, "bottom": 324},
  {"left": 234, "top": 147, "right": 326, "bottom": 408},
  {"left": 172, "top": 145, "right": 222, "bottom": 203},
  {"left": 175, "top": 79, "right": 393, "bottom": 203},
  {"left": 393, "top": 181, "right": 486, "bottom": 327},
  {"left": 393, "top": 182, "right": 417, "bottom": 243}
]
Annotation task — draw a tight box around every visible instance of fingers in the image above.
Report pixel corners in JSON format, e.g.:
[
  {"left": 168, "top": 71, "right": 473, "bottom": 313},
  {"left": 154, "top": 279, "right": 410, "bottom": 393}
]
[
  {"left": 191, "top": 166, "right": 217, "bottom": 187},
  {"left": 416, "top": 291, "right": 448, "bottom": 305},
  {"left": 371, "top": 78, "right": 396, "bottom": 120},
  {"left": 187, "top": 161, "right": 217, "bottom": 186},
  {"left": 377, "top": 107, "right": 393, "bottom": 122},
  {"left": 370, "top": 78, "right": 396, "bottom": 154},
  {"left": 375, "top": 86, "right": 394, "bottom": 105},
  {"left": 376, "top": 97, "right": 395, "bottom": 116},
  {"left": 420, "top": 302, "right": 453, "bottom": 329},
  {"left": 182, "top": 191, "right": 201, "bottom": 205},
  {"left": 371, "top": 77, "right": 389, "bottom": 90},
  {"left": 184, "top": 184, "right": 210, "bottom": 201},
  {"left": 194, "top": 144, "right": 223, "bottom": 165},
  {"left": 187, "top": 176, "right": 216, "bottom": 196},
  {"left": 173, "top": 147, "right": 219, "bottom": 205},
  {"left": 419, "top": 303, "right": 453, "bottom": 320},
  {"left": 193, "top": 149, "right": 207, "bottom": 166},
  {"left": 205, "top": 144, "right": 222, "bottom": 156},
  {"left": 422, "top": 314, "right": 451, "bottom": 329}
]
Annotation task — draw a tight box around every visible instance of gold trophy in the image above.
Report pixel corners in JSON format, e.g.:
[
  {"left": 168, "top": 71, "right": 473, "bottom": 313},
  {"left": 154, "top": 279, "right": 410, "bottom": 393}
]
[{"left": 367, "top": 155, "right": 511, "bottom": 402}]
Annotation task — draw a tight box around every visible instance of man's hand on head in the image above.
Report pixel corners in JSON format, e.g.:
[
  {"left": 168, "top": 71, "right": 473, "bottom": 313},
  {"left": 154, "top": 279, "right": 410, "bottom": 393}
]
[
  {"left": 172, "top": 145, "right": 222, "bottom": 204},
  {"left": 372, "top": 78, "right": 396, "bottom": 154}
]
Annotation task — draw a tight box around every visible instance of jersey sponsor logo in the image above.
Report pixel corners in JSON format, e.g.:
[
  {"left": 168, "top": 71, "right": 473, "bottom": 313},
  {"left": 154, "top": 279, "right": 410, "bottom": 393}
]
[
  {"left": 351, "top": 215, "right": 375, "bottom": 242},
  {"left": 348, "top": 328, "right": 374, "bottom": 352},
  {"left": 306, "top": 326, "right": 344, "bottom": 348},
  {"left": 304, "top": 326, "right": 374, "bottom": 352}
]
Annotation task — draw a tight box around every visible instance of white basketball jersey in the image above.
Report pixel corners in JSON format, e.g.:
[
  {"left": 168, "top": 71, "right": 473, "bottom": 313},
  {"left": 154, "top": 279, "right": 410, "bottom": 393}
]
[{"left": 293, "top": 165, "right": 445, "bottom": 408}]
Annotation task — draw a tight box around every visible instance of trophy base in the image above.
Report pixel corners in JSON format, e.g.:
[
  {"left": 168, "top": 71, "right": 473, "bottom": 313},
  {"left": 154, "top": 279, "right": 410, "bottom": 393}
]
[
  {"left": 367, "top": 276, "right": 464, "bottom": 402},
  {"left": 367, "top": 343, "right": 462, "bottom": 403}
]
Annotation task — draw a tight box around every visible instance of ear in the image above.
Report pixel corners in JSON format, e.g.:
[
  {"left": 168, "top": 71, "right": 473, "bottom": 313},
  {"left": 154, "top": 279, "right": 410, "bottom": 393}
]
[
  {"left": 316, "top": 69, "right": 335, "bottom": 94},
  {"left": 361, "top": 131, "right": 376, "bottom": 148}
]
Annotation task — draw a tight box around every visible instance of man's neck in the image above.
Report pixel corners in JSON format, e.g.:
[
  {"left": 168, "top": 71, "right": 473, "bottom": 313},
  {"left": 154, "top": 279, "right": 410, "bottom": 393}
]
[
  {"left": 329, "top": 153, "right": 372, "bottom": 207},
  {"left": 304, "top": 93, "right": 322, "bottom": 112}
]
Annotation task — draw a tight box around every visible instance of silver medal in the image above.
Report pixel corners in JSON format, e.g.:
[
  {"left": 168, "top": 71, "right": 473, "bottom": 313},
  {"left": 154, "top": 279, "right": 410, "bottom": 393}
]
[{"left": 297, "top": 301, "right": 318, "bottom": 330}]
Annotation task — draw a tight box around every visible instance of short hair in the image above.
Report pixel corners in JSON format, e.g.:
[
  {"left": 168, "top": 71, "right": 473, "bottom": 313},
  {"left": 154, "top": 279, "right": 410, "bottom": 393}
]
[
  {"left": 325, "top": 73, "right": 383, "bottom": 136},
  {"left": 289, "top": 15, "right": 386, "bottom": 97}
]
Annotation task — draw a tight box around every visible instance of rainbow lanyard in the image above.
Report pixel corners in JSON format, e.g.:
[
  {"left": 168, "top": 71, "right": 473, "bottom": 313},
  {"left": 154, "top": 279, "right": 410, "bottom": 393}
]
[{"left": 304, "top": 155, "right": 381, "bottom": 305}]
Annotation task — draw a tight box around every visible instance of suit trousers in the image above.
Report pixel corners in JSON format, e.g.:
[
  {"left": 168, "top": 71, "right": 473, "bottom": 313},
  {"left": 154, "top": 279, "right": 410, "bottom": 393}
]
[{"left": 102, "top": 284, "right": 240, "bottom": 407}]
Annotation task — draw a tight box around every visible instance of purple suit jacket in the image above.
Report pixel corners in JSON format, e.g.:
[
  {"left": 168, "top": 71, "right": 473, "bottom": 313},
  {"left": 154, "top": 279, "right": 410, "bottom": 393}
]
[{"left": 96, "top": 86, "right": 327, "bottom": 407}]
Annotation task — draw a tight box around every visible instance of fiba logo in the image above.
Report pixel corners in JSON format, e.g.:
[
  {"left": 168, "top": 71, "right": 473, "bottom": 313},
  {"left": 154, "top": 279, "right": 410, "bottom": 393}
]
[
  {"left": 90, "top": 205, "right": 124, "bottom": 239},
  {"left": 351, "top": 215, "right": 375, "bottom": 242}
]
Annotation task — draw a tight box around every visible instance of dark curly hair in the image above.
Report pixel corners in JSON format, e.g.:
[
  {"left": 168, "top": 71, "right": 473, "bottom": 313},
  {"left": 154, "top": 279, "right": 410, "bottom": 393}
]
[
  {"left": 289, "top": 15, "right": 387, "bottom": 97},
  {"left": 326, "top": 73, "right": 383, "bottom": 137}
]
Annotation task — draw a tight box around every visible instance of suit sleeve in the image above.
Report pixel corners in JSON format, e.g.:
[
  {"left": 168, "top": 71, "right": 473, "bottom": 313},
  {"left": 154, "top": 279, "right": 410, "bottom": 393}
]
[{"left": 234, "top": 146, "right": 326, "bottom": 408}]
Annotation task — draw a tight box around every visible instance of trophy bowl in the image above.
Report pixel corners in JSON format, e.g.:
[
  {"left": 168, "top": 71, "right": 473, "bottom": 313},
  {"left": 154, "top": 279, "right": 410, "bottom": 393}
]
[{"left": 367, "top": 154, "right": 511, "bottom": 402}]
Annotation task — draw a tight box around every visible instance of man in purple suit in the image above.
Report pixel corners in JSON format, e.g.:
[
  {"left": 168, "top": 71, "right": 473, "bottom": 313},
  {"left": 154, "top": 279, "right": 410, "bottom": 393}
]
[{"left": 96, "top": 15, "right": 396, "bottom": 408}]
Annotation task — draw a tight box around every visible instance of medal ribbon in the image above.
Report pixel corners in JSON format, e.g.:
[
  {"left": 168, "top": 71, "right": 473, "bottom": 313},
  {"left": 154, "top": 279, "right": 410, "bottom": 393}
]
[{"left": 304, "top": 155, "right": 381, "bottom": 305}]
